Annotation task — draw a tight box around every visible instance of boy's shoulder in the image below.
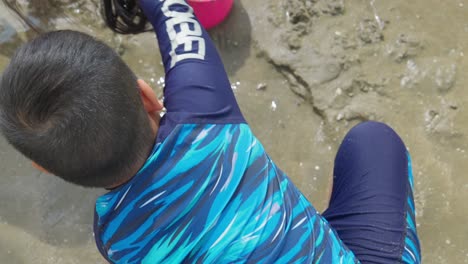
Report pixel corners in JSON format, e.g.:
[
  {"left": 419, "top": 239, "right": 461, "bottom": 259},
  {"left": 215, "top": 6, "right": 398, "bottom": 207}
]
[{"left": 93, "top": 123, "right": 258, "bottom": 262}]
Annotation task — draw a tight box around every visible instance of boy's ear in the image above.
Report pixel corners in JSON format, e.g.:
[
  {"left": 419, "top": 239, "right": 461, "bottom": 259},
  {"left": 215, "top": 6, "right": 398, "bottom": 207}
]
[
  {"left": 32, "top": 162, "right": 50, "bottom": 174},
  {"left": 137, "top": 79, "right": 164, "bottom": 113}
]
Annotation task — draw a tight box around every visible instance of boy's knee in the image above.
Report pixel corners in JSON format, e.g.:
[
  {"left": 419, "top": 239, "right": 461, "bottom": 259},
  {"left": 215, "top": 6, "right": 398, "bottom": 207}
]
[
  {"left": 346, "top": 121, "right": 407, "bottom": 152},
  {"left": 350, "top": 121, "right": 395, "bottom": 136}
]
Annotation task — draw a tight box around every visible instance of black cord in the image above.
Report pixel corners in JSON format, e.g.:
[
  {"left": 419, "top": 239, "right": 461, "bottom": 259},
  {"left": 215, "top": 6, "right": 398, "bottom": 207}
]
[
  {"left": 2, "top": 0, "right": 150, "bottom": 35},
  {"left": 101, "top": 0, "right": 151, "bottom": 34}
]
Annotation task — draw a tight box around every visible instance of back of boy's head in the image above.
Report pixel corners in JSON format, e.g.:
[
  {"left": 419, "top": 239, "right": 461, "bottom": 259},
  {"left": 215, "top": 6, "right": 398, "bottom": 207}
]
[{"left": 0, "top": 30, "right": 154, "bottom": 188}]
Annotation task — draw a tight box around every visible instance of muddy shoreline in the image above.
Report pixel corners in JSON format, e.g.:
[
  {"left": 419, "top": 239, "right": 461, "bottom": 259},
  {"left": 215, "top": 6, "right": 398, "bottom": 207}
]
[{"left": 1, "top": 0, "right": 467, "bottom": 263}]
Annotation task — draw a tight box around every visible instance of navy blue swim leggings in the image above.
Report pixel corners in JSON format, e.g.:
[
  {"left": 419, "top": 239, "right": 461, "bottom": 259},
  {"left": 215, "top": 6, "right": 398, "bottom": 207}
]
[{"left": 323, "top": 122, "right": 421, "bottom": 263}]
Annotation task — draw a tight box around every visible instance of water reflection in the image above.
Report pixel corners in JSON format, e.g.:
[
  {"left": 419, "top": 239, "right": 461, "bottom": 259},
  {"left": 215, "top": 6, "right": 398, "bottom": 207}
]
[{"left": 0, "top": 18, "right": 23, "bottom": 57}]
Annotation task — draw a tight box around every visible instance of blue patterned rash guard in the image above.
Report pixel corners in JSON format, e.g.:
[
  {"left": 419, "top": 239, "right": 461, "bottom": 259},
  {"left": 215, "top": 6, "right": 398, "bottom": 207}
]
[
  {"left": 93, "top": 0, "right": 359, "bottom": 263},
  {"left": 94, "top": 123, "right": 359, "bottom": 263}
]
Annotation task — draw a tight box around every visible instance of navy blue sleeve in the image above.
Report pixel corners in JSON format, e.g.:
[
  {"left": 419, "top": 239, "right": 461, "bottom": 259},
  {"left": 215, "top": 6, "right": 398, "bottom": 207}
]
[{"left": 138, "top": 0, "right": 245, "bottom": 129}]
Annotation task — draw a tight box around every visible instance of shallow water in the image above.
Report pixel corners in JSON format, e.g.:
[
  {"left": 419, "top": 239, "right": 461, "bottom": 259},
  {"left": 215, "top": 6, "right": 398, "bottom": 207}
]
[{"left": 0, "top": 0, "right": 467, "bottom": 263}]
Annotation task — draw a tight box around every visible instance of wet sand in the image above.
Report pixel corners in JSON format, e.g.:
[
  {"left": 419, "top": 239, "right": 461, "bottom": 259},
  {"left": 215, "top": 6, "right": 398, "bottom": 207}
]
[{"left": 1, "top": 0, "right": 468, "bottom": 263}]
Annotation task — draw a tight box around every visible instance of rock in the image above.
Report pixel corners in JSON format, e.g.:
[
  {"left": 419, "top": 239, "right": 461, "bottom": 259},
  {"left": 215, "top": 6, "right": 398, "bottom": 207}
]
[
  {"left": 400, "top": 59, "right": 421, "bottom": 88},
  {"left": 317, "top": 0, "right": 345, "bottom": 16},
  {"left": 424, "top": 106, "right": 463, "bottom": 140},
  {"left": 287, "top": 4, "right": 312, "bottom": 24},
  {"left": 287, "top": 31, "right": 303, "bottom": 50},
  {"left": 400, "top": 57, "right": 457, "bottom": 93},
  {"left": 387, "top": 34, "right": 423, "bottom": 63},
  {"left": 357, "top": 19, "right": 384, "bottom": 44},
  {"left": 295, "top": 60, "right": 342, "bottom": 85},
  {"left": 434, "top": 63, "right": 457, "bottom": 93},
  {"left": 256, "top": 83, "right": 268, "bottom": 91}
]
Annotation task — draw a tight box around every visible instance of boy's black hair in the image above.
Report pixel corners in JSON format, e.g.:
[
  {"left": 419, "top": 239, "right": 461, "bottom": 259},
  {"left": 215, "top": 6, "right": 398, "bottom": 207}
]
[{"left": 0, "top": 30, "right": 154, "bottom": 187}]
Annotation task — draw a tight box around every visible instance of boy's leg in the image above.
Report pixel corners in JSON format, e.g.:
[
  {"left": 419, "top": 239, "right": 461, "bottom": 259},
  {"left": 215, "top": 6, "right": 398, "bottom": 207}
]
[{"left": 322, "top": 121, "right": 421, "bottom": 263}]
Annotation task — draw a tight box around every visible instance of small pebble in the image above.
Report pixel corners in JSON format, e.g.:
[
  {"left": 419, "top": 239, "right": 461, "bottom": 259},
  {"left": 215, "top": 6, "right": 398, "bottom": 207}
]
[
  {"left": 271, "top": 101, "right": 277, "bottom": 111},
  {"left": 231, "top": 81, "right": 241, "bottom": 90},
  {"left": 336, "top": 113, "right": 344, "bottom": 121},
  {"left": 256, "top": 83, "right": 268, "bottom": 91}
]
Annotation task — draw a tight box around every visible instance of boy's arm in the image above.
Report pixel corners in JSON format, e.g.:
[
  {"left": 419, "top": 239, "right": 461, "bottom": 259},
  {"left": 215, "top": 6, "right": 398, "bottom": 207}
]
[{"left": 138, "top": 0, "right": 244, "bottom": 123}]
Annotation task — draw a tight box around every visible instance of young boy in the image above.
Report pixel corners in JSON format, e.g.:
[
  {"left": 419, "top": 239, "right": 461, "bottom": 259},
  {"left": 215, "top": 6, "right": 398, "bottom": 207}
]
[{"left": 0, "top": 0, "right": 421, "bottom": 263}]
